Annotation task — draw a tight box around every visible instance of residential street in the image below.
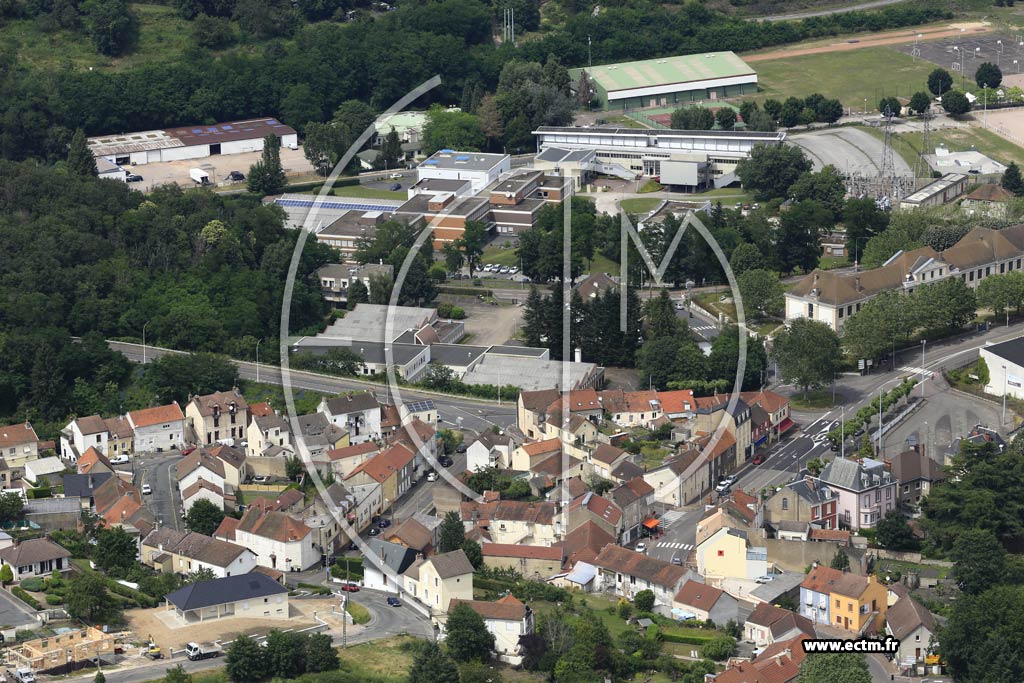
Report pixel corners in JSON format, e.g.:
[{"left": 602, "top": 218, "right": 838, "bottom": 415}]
[{"left": 136, "top": 452, "right": 185, "bottom": 531}]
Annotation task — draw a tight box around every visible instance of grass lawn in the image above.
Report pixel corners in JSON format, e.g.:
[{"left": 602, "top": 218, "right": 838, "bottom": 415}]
[
  {"left": 694, "top": 290, "right": 737, "bottom": 322},
  {"left": 860, "top": 122, "right": 1024, "bottom": 168},
  {"left": 819, "top": 255, "right": 850, "bottom": 270},
  {"left": 481, "top": 244, "right": 520, "bottom": 267},
  {"left": 789, "top": 389, "right": 839, "bottom": 410},
  {"left": 620, "top": 197, "right": 663, "bottom": 214},
  {"left": 587, "top": 252, "right": 619, "bottom": 275},
  {"left": 239, "top": 380, "right": 326, "bottom": 417},
  {"left": 346, "top": 601, "right": 371, "bottom": 625},
  {"left": 3, "top": 3, "right": 198, "bottom": 72},
  {"left": 331, "top": 185, "right": 407, "bottom": 200},
  {"left": 754, "top": 48, "right": 937, "bottom": 111},
  {"left": 604, "top": 114, "right": 650, "bottom": 129},
  {"left": 639, "top": 179, "right": 664, "bottom": 193}
]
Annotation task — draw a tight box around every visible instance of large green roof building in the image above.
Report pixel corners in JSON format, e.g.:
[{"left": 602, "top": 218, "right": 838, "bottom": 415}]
[{"left": 569, "top": 51, "right": 758, "bottom": 111}]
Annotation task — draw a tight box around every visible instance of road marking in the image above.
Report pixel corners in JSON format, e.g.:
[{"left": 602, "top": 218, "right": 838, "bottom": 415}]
[{"left": 656, "top": 542, "right": 694, "bottom": 550}]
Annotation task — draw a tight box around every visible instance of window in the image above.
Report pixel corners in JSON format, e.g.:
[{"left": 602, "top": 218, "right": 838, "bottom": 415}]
[
  {"left": 782, "top": 498, "right": 789, "bottom": 510},
  {"left": 848, "top": 603, "right": 853, "bottom": 612},
  {"left": 838, "top": 308, "right": 844, "bottom": 319},
  {"left": 863, "top": 495, "right": 870, "bottom": 506},
  {"left": 835, "top": 599, "right": 840, "bottom": 609},
  {"left": 808, "top": 303, "right": 814, "bottom": 317},
  {"left": 903, "top": 484, "right": 910, "bottom": 493},
  {"left": 886, "top": 488, "right": 891, "bottom": 499},
  {"left": 844, "top": 510, "right": 851, "bottom": 523},
  {"left": 915, "top": 635, "right": 921, "bottom": 642},
  {"left": 875, "top": 490, "right": 880, "bottom": 503},
  {"left": 970, "top": 271, "right": 975, "bottom": 282},
  {"left": 1001, "top": 263, "right": 1006, "bottom": 274}
]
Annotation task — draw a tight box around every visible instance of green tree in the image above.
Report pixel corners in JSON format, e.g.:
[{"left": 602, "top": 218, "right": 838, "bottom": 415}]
[
  {"left": 185, "top": 567, "right": 216, "bottom": 584},
  {"left": 280, "top": 84, "right": 322, "bottom": 135},
  {"left": 409, "top": 641, "right": 459, "bottom": 683},
  {"left": 841, "top": 291, "right": 913, "bottom": 361},
  {"left": 771, "top": 318, "right": 840, "bottom": 394},
  {"left": 1003, "top": 162, "right": 1024, "bottom": 196},
  {"left": 861, "top": 226, "right": 922, "bottom": 268},
  {"left": 729, "top": 242, "right": 763, "bottom": 274},
  {"left": 670, "top": 106, "right": 715, "bottom": 130},
  {"left": 789, "top": 166, "right": 846, "bottom": 220},
  {"left": 715, "top": 107, "right": 737, "bottom": 130},
  {"left": 67, "top": 129, "right": 98, "bottom": 177},
  {"left": 225, "top": 635, "right": 266, "bottom": 683},
  {"left": 445, "top": 601, "right": 495, "bottom": 662},
  {"left": 247, "top": 135, "right": 286, "bottom": 195},
  {"left": 94, "top": 526, "right": 137, "bottom": 573},
  {"left": 184, "top": 498, "right": 226, "bottom": 536},
  {"left": 376, "top": 128, "right": 403, "bottom": 170},
  {"left": 909, "top": 91, "right": 932, "bottom": 115},
  {"left": 163, "top": 664, "right": 193, "bottom": 683},
  {"left": 0, "top": 565, "right": 12, "bottom": 586},
  {"left": 306, "top": 632, "right": 338, "bottom": 673},
  {"left": 928, "top": 68, "right": 954, "bottom": 96},
  {"left": 941, "top": 584, "right": 1024, "bottom": 683},
  {"left": 817, "top": 98, "right": 844, "bottom": 124},
  {"left": 776, "top": 200, "right": 829, "bottom": 273},
  {"left": 265, "top": 629, "right": 306, "bottom": 679},
  {"left": 797, "top": 652, "right": 870, "bottom": 683},
  {"left": 303, "top": 121, "right": 343, "bottom": 176},
  {"left": 634, "top": 589, "right": 654, "bottom": 613},
  {"left": 736, "top": 143, "right": 812, "bottom": 201},
  {"left": 423, "top": 106, "right": 485, "bottom": 154},
  {"left": 637, "top": 336, "right": 682, "bottom": 391},
  {"left": 830, "top": 549, "right": 850, "bottom": 571},
  {"left": 143, "top": 353, "right": 239, "bottom": 405},
  {"left": 438, "top": 510, "right": 466, "bottom": 553},
  {"left": 0, "top": 491, "right": 25, "bottom": 525},
  {"left": 941, "top": 90, "right": 971, "bottom": 116},
  {"left": 82, "top": 0, "right": 138, "bottom": 56},
  {"left": 844, "top": 197, "right": 889, "bottom": 260},
  {"left": 459, "top": 661, "right": 503, "bottom": 683},
  {"left": 66, "top": 572, "right": 116, "bottom": 623},
  {"left": 701, "top": 637, "right": 735, "bottom": 661},
  {"left": 95, "top": 671, "right": 106, "bottom": 683},
  {"left": 951, "top": 528, "right": 1007, "bottom": 595},
  {"left": 369, "top": 272, "right": 393, "bottom": 304},
  {"left": 461, "top": 540, "right": 483, "bottom": 569},
  {"left": 477, "top": 95, "right": 504, "bottom": 152},
  {"left": 878, "top": 96, "right": 901, "bottom": 116},
  {"left": 347, "top": 278, "right": 369, "bottom": 309},
  {"left": 976, "top": 61, "right": 1003, "bottom": 88},
  {"left": 875, "top": 509, "right": 919, "bottom": 551},
  {"left": 737, "top": 269, "right": 784, "bottom": 319},
  {"left": 644, "top": 290, "right": 682, "bottom": 340},
  {"left": 456, "top": 220, "right": 487, "bottom": 277}
]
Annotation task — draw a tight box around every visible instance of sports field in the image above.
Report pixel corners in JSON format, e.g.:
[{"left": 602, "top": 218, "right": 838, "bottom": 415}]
[{"left": 753, "top": 48, "right": 939, "bottom": 111}]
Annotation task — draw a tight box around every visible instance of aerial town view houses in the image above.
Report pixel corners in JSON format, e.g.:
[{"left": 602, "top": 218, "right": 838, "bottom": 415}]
[{"left": 1, "top": 1, "right": 1024, "bottom": 683}]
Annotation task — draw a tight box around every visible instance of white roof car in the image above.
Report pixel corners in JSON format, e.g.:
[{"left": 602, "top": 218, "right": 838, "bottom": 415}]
[
  {"left": 141, "top": 484, "right": 152, "bottom": 495},
  {"left": 635, "top": 542, "right": 647, "bottom": 553}
]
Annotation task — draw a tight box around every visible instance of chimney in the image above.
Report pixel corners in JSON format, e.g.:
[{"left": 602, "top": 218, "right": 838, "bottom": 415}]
[
  {"left": 88, "top": 475, "right": 94, "bottom": 488},
  {"left": 575, "top": 348, "right": 582, "bottom": 363},
  {"left": 855, "top": 276, "right": 861, "bottom": 291}
]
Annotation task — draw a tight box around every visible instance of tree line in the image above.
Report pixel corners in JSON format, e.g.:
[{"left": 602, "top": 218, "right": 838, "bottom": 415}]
[{"left": 0, "top": 1, "right": 950, "bottom": 163}]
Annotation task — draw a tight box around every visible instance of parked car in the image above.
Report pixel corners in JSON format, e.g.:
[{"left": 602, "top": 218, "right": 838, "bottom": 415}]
[
  {"left": 635, "top": 542, "right": 647, "bottom": 553},
  {"left": 755, "top": 575, "right": 774, "bottom": 584},
  {"left": 340, "top": 583, "right": 360, "bottom": 592},
  {"left": 387, "top": 597, "right": 401, "bottom": 606},
  {"left": 389, "top": 172, "right": 403, "bottom": 179},
  {"left": 674, "top": 301, "right": 685, "bottom": 310},
  {"left": 378, "top": 518, "right": 392, "bottom": 528},
  {"left": 227, "top": 171, "right": 245, "bottom": 181},
  {"left": 126, "top": 173, "right": 143, "bottom": 182},
  {"left": 455, "top": 443, "right": 467, "bottom": 453},
  {"left": 141, "top": 484, "right": 152, "bottom": 495},
  {"left": 499, "top": 266, "right": 510, "bottom": 274},
  {"left": 671, "top": 556, "right": 682, "bottom": 565},
  {"left": 426, "top": 471, "right": 438, "bottom": 482},
  {"left": 439, "top": 456, "right": 454, "bottom": 468},
  {"left": 110, "top": 454, "right": 130, "bottom": 465},
  {"left": 509, "top": 266, "right": 519, "bottom": 274},
  {"left": 724, "top": 475, "right": 738, "bottom": 486},
  {"left": 181, "top": 446, "right": 196, "bottom": 456},
  {"left": 715, "top": 480, "right": 730, "bottom": 494},
  {"left": 752, "top": 454, "right": 765, "bottom": 465},
  {"left": 368, "top": 527, "right": 381, "bottom": 536},
  {"left": 390, "top": 183, "right": 402, "bottom": 191},
  {"left": 253, "top": 475, "right": 270, "bottom": 484}
]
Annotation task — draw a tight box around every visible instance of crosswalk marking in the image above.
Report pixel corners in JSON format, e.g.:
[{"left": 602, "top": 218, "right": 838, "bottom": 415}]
[
  {"left": 656, "top": 542, "right": 694, "bottom": 550},
  {"left": 659, "top": 510, "right": 686, "bottom": 527},
  {"left": 898, "top": 366, "right": 927, "bottom": 374},
  {"left": 691, "top": 325, "right": 715, "bottom": 332}
]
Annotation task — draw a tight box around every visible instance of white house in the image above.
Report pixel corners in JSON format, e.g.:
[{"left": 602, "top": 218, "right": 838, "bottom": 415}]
[
  {"left": 362, "top": 538, "right": 418, "bottom": 593},
  {"left": 24, "top": 457, "right": 66, "bottom": 487},
  {"left": 591, "top": 544, "right": 691, "bottom": 611},
  {"left": 416, "top": 150, "right": 511, "bottom": 194},
  {"left": 182, "top": 479, "right": 225, "bottom": 512},
  {"left": 447, "top": 596, "right": 535, "bottom": 665},
  {"left": 177, "top": 450, "right": 227, "bottom": 496},
  {"left": 60, "top": 415, "right": 109, "bottom": 461},
  {"left": 403, "top": 549, "right": 475, "bottom": 618},
  {"left": 886, "top": 596, "right": 938, "bottom": 669},
  {"left": 466, "top": 430, "right": 515, "bottom": 472},
  {"left": 142, "top": 528, "right": 257, "bottom": 578},
  {"left": 216, "top": 508, "right": 318, "bottom": 572},
  {"left": 0, "top": 538, "right": 72, "bottom": 581},
  {"left": 0, "top": 422, "right": 40, "bottom": 469},
  {"left": 127, "top": 403, "right": 185, "bottom": 453},
  {"left": 247, "top": 412, "right": 292, "bottom": 458},
  {"left": 318, "top": 393, "right": 381, "bottom": 445}
]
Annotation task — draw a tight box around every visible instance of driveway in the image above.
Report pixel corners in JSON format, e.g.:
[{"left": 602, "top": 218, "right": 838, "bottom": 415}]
[{"left": 0, "top": 587, "right": 39, "bottom": 629}]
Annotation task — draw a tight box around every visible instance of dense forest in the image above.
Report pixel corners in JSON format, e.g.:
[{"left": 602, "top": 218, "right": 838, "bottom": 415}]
[
  {"left": 0, "top": 160, "right": 331, "bottom": 429},
  {"left": 0, "top": 0, "right": 951, "bottom": 161}
]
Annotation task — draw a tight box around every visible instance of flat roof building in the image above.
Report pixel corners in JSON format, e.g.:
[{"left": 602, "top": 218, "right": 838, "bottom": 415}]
[
  {"left": 899, "top": 173, "right": 969, "bottom": 210},
  {"left": 570, "top": 51, "right": 757, "bottom": 111},
  {"left": 87, "top": 118, "right": 298, "bottom": 166},
  {"left": 533, "top": 127, "right": 785, "bottom": 189},
  {"left": 417, "top": 150, "right": 511, "bottom": 194}
]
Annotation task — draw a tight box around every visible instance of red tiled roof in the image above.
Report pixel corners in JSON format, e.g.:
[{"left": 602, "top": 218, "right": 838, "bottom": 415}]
[
  {"left": 740, "top": 390, "right": 789, "bottom": 415},
  {"left": 249, "top": 402, "right": 274, "bottom": 418},
  {"left": 800, "top": 565, "right": 845, "bottom": 594},
  {"left": 592, "top": 543, "right": 687, "bottom": 589},
  {"left": 345, "top": 443, "right": 416, "bottom": 484},
  {"left": 567, "top": 492, "right": 622, "bottom": 526},
  {"left": 809, "top": 528, "right": 851, "bottom": 543},
  {"left": 236, "top": 507, "right": 312, "bottom": 543},
  {"left": 591, "top": 443, "right": 628, "bottom": 466},
  {"left": 461, "top": 500, "right": 556, "bottom": 525},
  {"left": 482, "top": 543, "right": 563, "bottom": 561},
  {"left": 181, "top": 478, "right": 224, "bottom": 501},
  {"left": 214, "top": 516, "right": 241, "bottom": 541},
  {"left": 328, "top": 442, "right": 379, "bottom": 461},
  {"left": 563, "top": 521, "right": 615, "bottom": 567},
  {"left": 0, "top": 422, "right": 38, "bottom": 449},
  {"left": 657, "top": 390, "right": 695, "bottom": 414},
  {"left": 449, "top": 596, "right": 526, "bottom": 621},
  {"left": 78, "top": 446, "right": 112, "bottom": 475},
  {"left": 129, "top": 403, "right": 184, "bottom": 428},
  {"left": 521, "top": 439, "right": 561, "bottom": 457}
]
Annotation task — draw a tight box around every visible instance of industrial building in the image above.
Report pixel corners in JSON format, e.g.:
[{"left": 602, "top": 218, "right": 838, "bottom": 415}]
[
  {"left": 898, "top": 173, "right": 969, "bottom": 210},
  {"left": 570, "top": 51, "right": 758, "bottom": 111},
  {"left": 980, "top": 337, "right": 1024, "bottom": 401},
  {"left": 87, "top": 118, "right": 298, "bottom": 166},
  {"left": 533, "top": 127, "right": 786, "bottom": 189},
  {"left": 417, "top": 150, "right": 511, "bottom": 194}
]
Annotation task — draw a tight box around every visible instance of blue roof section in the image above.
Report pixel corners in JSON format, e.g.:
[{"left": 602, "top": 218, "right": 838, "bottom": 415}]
[{"left": 274, "top": 198, "right": 398, "bottom": 212}]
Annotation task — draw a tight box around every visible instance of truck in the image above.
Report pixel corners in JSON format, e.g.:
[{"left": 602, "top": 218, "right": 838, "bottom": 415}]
[
  {"left": 13, "top": 668, "right": 35, "bottom": 683},
  {"left": 185, "top": 642, "right": 222, "bottom": 661},
  {"left": 189, "top": 168, "right": 211, "bottom": 186}
]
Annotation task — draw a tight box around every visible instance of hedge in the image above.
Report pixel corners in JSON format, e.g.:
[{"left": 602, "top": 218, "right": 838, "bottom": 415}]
[
  {"left": 11, "top": 587, "right": 40, "bottom": 610},
  {"left": 660, "top": 631, "right": 716, "bottom": 645},
  {"left": 107, "top": 580, "right": 158, "bottom": 608},
  {"left": 45, "top": 593, "right": 64, "bottom": 606},
  {"left": 19, "top": 577, "right": 45, "bottom": 592},
  {"left": 436, "top": 286, "right": 493, "bottom": 297}
]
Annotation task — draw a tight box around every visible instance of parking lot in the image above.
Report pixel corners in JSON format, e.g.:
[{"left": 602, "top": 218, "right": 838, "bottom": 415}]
[
  {"left": 121, "top": 146, "right": 314, "bottom": 192},
  {"left": 882, "top": 388, "right": 1002, "bottom": 459},
  {"left": 892, "top": 32, "right": 1024, "bottom": 77}
]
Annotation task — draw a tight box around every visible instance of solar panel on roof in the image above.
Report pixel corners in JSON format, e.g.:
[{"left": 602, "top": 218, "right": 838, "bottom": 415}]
[
  {"left": 192, "top": 129, "right": 203, "bottom": 134},
  {"left": 455, "top": 155, "right": 469, "bottom": 161},
  {"left": 268, "top": 119, "right": 279, "bottom": 124},
  {"left": 222, "top": 125, "right": 234, "bottom": 130}
]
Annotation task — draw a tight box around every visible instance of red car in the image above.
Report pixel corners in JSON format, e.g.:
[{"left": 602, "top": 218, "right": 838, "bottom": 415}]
[
  {"left": 181, "top": 446, "right": 197, "bottom": 456},
  {"left": 340, "top": 583, "right": 360, "bottom": 592},
  {"left": 752, "top": 454, "right": 765, "bottom": 465}
]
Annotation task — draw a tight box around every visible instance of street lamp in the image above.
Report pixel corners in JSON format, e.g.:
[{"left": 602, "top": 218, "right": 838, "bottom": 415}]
[
  {"left": 1003, "top": 365, "right": 1009, "bottom": 425},
  {"left": 255, "top": 337, "right": 264, "bottom": 384},
  {"left": 142, "top": 320, "right": 150, "bottom": 365},
  {"left": 982, "top": 82, "right": 989, "bottom": 129}
]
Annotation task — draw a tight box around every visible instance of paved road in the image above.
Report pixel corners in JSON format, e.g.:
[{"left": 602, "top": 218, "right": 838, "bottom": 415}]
[
  {"left": 790, "top": 127, "right": 914, "bottom": 177},
  {"left": 136, "top": 452, "right": 185, "bottom": 531},
  {"left": 646, "top": 506, "right": 706, "bottom": 565},
  {"left": 0, "top": 588, "right": 39, "bottom": 630},
  {"left": 107, "top": 341, "right": 518, "bottom": 437},
  {"left": 752, "top": 0, "right": 908, "bottom": 22}
]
